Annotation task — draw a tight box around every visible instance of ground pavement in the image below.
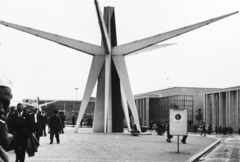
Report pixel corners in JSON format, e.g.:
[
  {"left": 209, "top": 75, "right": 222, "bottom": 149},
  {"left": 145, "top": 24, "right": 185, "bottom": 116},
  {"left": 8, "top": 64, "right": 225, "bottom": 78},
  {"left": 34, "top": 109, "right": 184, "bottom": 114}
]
[
  {"left": 198, "top": 134, "right": 240, "bottom": 162},
  {"left": 7, "top": 126, "right": 217, "bottom": 162}
]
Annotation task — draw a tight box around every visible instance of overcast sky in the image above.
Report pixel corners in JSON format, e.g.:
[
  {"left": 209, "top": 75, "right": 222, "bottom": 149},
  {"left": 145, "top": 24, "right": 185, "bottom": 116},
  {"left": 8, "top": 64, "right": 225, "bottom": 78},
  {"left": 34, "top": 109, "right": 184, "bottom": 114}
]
[{"left": 0, "top": 0, "right": 239, "bottom": 105}]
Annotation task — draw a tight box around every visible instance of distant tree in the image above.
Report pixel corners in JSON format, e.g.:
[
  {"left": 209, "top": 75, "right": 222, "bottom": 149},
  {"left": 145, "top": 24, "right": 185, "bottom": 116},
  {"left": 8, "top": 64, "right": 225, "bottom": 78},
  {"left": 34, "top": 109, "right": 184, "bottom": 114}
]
[{"left": 195, "top": 108, "right": 203, "bottom": 125}]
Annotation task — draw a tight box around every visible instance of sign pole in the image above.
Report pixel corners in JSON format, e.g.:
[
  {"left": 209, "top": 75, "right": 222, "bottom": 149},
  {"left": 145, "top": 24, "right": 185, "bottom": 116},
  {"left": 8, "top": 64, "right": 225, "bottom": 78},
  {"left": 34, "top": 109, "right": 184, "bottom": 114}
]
[{"left": 177, "top": 136, "right": 179, "bottom": 153}]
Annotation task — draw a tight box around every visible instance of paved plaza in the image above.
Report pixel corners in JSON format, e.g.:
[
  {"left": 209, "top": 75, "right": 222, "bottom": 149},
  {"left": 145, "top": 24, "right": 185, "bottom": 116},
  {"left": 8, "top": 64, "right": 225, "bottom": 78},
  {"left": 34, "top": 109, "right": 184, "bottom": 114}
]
[
  {"left": 200, "top": 134, "right": 240, "bottom": 162},
  {"left": 7, "top": 126, "right": 218, "bottom": 162}
]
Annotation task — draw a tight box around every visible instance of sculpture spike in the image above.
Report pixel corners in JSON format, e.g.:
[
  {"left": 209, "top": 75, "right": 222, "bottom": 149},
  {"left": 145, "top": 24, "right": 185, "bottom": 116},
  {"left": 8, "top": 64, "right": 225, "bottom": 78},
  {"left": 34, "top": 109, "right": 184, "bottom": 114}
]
[{"left": 112, "top": 11, "right": 238, "bottom": 55}]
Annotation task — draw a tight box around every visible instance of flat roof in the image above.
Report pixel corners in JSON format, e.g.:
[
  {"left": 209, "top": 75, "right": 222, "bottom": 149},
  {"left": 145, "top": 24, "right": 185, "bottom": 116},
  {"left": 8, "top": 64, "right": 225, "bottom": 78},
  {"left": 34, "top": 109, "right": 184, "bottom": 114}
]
[
  {"left": 134, "top": 86, "right": 221, "bottom": 98},
  {"left": 204, "top": 85, "right": 240, "bottom": 94}
]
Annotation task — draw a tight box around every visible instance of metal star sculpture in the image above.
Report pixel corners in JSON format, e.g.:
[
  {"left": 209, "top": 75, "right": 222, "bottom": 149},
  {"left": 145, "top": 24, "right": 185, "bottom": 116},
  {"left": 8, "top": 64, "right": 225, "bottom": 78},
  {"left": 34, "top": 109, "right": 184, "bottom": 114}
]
[{"left": 0, "top": 0, "right": 238, "bottom": 133}]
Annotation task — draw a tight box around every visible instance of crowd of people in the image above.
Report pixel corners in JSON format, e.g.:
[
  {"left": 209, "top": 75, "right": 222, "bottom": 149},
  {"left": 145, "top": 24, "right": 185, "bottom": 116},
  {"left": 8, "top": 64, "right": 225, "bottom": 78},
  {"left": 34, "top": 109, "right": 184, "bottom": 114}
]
[
  {"left": 215, "top": 125, "right": 234, "bottom": 135},
  {"left": 0, "top": 74, "right": 66, "bottom": 162},
  {"left": 193, "top": 123, "right": 236, "bottom": 136}
]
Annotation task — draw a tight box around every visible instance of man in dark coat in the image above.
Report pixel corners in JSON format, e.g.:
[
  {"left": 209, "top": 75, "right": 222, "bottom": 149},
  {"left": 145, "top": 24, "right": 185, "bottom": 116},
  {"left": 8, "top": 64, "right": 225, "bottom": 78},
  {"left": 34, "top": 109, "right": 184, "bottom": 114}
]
[
  {"left": 200, "top": 122, "right": 206, "bottom": 136},
  {"left": 166, "top": 124, "right": 173, "bottom": 142},
  {"left": 59, "top": 111, "right": 65, "bottom": 134},
  {"left": 193, "top": 124, "right": 198, "bottom": 133},
  {"left": 215, "top": 125, "right": 219, "bottom": 134},
  {"left": 71, "top": 115, "right": 76, "bottom": 127},
  {"left": 222, "top": 126, "right": 227, "bottom": 135},
  {"left": 87, "top": 117, "right": 93, "bottom": 127},
  {"left": 219, "top": 125, "right": 222, "bottom": 134},
  {"left": 12, "top": 103, "right": 31, "bottom": 162},
  {"left": 48, "top": 110, "right": 62, "bottom": 144},
  {"left": 29, "top": 108, "right": 43, "bottom": 142}
]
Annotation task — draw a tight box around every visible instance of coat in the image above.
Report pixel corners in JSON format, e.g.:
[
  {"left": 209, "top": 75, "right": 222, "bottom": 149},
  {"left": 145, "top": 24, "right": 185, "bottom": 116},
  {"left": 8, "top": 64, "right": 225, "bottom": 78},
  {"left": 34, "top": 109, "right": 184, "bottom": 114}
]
[
  {"left": 167, "top": 124, "right": 173, "bottom": 139},
  {"left": 12, "top": 112, "right": 31, "bottom": 138},
  {"left": 29, "top": 113, "right": 43, "bottom": 130},
  {"left": 49, "top": 114, "right": 62, "bottom": 133},
  {"left": 29, "top": 113, "right": 43, "bottom": 137}
]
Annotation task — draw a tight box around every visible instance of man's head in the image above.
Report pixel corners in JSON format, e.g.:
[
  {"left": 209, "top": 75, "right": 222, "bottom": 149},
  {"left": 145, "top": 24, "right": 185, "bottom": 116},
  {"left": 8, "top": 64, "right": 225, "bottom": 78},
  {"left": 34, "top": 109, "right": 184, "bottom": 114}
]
[
  {"left": 53, "top": 110, "right": 58, "bottom": 114},
  {"left": 10, "top": 106, "right": 16, "bottom": 113},
  {"left": 0, "top": 75, "right": 13, "bottom": 120},
  {"left": 17, "top": 103, "right": 23, "bottom": 113},
  {"left": 33, "top": 107, "right": 38, "bottom": 114}
]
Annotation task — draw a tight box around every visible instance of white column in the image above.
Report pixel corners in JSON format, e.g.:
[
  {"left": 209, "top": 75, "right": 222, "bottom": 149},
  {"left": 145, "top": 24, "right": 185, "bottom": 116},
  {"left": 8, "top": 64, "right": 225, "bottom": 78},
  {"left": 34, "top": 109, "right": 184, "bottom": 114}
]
[
  {"left": 212, "top": 93, "right": 216, "bottom": 128},
  {"left": 219, "top": 93, "right": 223, "bottom": 126},
  {"left": 135, "top": 99, "right": 139, "bottom": 115},
  {"left": 225, "top": 91, "right": 228, "bottom": 126},
  {"left": 235, "top": 91, "right": 238, "bottom": 132},
  {"left": 142, "top": 99, "right": 145, "bottom": 126},
  {"left": 238, "top": 90, "right": 240, "bottom": 130},
  {"left": 206, "top": 94, "right": 211, "bottom": 125},
  {"left": 227, "top": 91, "right": 230, "bottom": 126},
  {"left": 225, "top": 92, "right": 228, "bottom": 126},
  {"left": 203, "top": 94, "right": 206, "bottom": 123},
  {"left": 146, "top": 98, "right": 149, "bottom": 127}
]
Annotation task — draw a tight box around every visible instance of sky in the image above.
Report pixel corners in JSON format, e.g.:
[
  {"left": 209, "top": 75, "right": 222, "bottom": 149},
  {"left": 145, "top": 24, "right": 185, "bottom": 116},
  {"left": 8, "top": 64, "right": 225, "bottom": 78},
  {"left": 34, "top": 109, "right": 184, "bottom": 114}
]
[{"left": 0, "top": 0, "right": 239, "bottom": 106}]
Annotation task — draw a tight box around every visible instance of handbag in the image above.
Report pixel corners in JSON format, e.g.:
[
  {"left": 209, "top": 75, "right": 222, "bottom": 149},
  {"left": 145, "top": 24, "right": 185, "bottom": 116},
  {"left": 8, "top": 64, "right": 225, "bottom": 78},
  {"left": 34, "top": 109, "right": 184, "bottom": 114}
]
[
  {"left": 31, "top": 134, "right": 39, "bottom": 152},
  {"left": 26, "top": 134, "right": 40, "bottom": 157}
]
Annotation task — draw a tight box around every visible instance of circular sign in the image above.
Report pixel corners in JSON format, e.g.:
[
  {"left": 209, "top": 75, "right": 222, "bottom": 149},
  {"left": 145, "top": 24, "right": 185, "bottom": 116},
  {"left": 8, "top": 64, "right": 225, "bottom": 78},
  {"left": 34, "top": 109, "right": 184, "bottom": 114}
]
[{"left": 175, "top": 114, "right": 181, "bottom": 120}]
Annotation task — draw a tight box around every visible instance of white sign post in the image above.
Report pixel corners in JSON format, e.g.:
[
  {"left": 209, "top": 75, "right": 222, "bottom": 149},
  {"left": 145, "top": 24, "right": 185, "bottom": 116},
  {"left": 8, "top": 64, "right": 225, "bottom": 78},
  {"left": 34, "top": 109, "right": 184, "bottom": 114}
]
[{"left": 169, "top": 109, "right": 188, "bottom": 153}]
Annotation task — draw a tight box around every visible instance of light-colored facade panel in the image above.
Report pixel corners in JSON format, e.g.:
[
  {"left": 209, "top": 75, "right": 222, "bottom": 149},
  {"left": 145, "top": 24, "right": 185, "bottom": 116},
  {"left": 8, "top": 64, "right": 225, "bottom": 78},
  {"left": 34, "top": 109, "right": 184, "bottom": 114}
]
[
  {"left": 204, "top": 86, "right": 240, "bottom": 132},
  {"left": 134, "top": 87, "right": 219, "bottom": 126}
]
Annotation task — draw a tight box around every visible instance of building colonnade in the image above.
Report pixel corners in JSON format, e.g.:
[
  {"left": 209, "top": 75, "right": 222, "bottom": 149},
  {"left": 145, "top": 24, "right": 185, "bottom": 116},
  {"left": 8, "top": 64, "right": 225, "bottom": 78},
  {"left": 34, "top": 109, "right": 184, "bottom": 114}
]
[
  {"left": 204, "top": 87, "right": 240, "bottom": 132},
  {"left": 135, "top": 98, "right": 149, "bottom": 126}
]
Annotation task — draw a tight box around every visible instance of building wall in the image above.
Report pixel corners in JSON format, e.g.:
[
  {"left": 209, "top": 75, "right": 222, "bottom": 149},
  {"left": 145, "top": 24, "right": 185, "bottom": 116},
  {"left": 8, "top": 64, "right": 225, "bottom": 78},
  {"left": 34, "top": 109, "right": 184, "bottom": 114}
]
[
  {"left": 135, "top": 87, "right": 220, "bottom": 127},
  {"left": 204, "top": 86, "right": 240, "bottom": 132}
]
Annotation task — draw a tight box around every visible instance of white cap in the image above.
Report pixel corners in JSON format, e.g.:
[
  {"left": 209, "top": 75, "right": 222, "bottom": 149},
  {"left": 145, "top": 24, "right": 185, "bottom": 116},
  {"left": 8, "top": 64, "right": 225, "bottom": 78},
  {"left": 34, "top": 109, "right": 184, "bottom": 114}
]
[{"left": 0, "top": 74, "right": 12, "bottom": 89}]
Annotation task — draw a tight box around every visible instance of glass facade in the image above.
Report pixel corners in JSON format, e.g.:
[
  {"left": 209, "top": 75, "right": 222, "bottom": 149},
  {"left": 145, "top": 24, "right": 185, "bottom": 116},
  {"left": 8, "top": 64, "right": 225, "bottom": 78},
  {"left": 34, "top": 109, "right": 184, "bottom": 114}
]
[{"left": 149, "top": 95, "right": 193, "bottom": 124}]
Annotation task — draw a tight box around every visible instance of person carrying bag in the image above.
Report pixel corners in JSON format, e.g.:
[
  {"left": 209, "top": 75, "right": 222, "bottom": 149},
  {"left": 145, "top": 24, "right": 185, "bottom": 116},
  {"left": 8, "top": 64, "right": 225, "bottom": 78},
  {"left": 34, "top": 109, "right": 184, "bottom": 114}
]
[{"left": 26, "top": 133, "right": 39, "bottom": 157}]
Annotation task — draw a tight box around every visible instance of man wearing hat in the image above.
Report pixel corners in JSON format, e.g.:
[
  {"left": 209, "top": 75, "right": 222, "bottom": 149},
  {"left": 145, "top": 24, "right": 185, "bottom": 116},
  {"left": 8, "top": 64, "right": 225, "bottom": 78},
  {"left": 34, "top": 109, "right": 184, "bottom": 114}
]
[{"left": 0, "top": 74, "right": 13, "bottom": 162}]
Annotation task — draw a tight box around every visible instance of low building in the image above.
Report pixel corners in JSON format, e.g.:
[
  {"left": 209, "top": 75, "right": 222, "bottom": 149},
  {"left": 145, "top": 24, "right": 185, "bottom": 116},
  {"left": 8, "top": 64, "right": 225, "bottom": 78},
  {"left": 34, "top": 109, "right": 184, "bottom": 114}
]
[
  {"left": 134, "top": 87, "right": 220, "bottom": 127},
  {"left": 22, "top": 98, "right": 95, "bottom": 124},
  {"left": 204, "top": 86, "right": 240, "bottom": 132}
]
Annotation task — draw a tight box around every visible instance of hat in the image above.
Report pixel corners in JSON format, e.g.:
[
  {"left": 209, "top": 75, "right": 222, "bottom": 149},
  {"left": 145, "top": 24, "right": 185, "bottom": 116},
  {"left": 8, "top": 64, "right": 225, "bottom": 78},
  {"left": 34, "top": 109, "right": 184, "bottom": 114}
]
[{"left": 0, "top": 74, "right": 12, "bottom": 89}]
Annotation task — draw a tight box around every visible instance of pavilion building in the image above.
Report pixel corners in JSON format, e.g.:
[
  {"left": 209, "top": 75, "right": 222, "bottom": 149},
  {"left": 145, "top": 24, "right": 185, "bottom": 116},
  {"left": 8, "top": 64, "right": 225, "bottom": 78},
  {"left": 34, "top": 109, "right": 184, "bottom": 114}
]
[
  {"left": 204, "top": 86, "right": 240, "bottom": 132},
  {"left": 134, "top": 87, "right": 219, "bottom": 127}
]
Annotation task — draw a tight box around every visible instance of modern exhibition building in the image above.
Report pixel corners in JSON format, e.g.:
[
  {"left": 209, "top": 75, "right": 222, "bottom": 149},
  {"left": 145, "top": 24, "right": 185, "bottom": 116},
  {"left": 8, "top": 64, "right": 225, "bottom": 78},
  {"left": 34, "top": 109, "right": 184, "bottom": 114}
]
[
  {"left": 204, "top": 86, "right": 240, "bottom": 132},
  {"left": 134, "top": 87, "right": 220, "bottom": 127}
]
